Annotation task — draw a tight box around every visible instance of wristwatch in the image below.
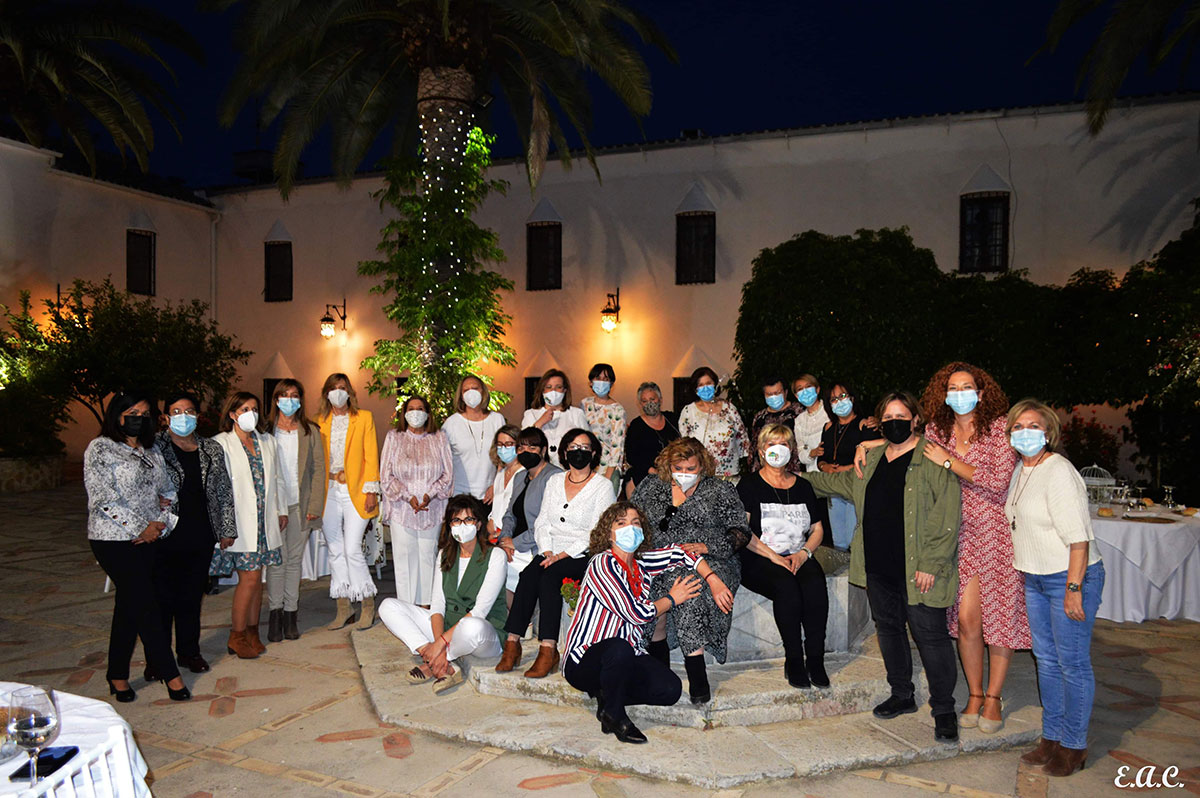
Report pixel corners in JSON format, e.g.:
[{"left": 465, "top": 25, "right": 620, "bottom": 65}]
[
  {"left": 943, "top": 459, "right": 952, "bottom": 470},
  {"left": 1066, "top": 582, "right": 1082, "bottom": 593}
]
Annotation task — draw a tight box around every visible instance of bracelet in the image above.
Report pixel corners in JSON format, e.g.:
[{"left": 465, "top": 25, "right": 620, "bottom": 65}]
[
  {"left": 441, "top": 634, "right": 450, "bottom": 646},
  {"left": 704, "top": 572, "right": 719, "bottom": 584},
  {"left": 666, "top": 594, "right": 676, "bottom": 611}
]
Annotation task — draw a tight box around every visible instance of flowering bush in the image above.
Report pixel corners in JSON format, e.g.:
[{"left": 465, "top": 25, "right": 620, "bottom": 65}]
[
  {"left": 560, "top": 578, "right": 581, "bottom": 612},
  {"left": 1060, "top": 410, "right": 1122, "bottom": 472}
]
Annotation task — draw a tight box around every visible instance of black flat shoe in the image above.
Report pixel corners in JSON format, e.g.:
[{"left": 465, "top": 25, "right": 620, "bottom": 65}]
[
  {"left": 107, "top": 680, "right": 136, "bottom": 703},
  {"left": 872, "top": 695, "right": 918, "bottom": 719},
  {"left": 934, "top": 712, "right": 958, "bottom": 743},
  {"left": 177, "top": 654, "right": 211, "bottom": 674},
  {"left": 600, "top": 711, "right": 647, "bottom": 744},
  {"left": 167, "top": 684, "right": 192, "bottom": 702}
]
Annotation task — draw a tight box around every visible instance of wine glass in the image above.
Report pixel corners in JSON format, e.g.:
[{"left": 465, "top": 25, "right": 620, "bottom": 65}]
[
  {"left": 1163, "top": 485, "right": 1176, "bottom": 511},
  {"left": 7, "top": 686, "right": 59, "bottom": 788}
]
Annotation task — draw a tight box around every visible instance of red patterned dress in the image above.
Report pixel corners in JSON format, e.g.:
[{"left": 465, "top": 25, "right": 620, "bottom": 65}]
[{"left": 927, "top": 416, "right": 1032, "bottom": 649}]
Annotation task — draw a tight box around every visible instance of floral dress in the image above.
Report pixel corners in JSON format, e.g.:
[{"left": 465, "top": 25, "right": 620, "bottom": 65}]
[
  {"left": 927, "top": 416, "right": 1031, "bottom": 649},
  {"left": 581, "top": 396, "right": 626, "bottom": 487},
  {"left": 211, "top": 436, "right": 283, "bottom": 574},
  {"left": 679, "top": 401, "right": 749, "bottom": 480}
]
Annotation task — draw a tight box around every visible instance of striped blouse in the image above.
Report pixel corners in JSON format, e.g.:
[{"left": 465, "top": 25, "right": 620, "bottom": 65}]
[{"left": 564, "top": 546, "right": 701, "bottom": 666}]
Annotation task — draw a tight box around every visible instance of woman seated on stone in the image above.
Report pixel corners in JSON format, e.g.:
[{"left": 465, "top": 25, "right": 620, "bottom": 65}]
[
  {"left": 736, "top": 424, "right": 830, "bottom": 689},
  {"left": 564, "top": 501, "right": 723, "bottom": 744},
  {"left": 497, "top": 427, "right": 562, "bottom": 603},
  {"left": 632, "top": 437, "right": 743, "bottom": 704},
  {"left": 378, "top": 495, "right": 507, "bottom": 693}
]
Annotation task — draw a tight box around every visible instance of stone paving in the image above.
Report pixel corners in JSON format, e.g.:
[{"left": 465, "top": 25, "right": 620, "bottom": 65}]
[{"left": 0, "top": 483, "right": 1197, "bottom": 797}]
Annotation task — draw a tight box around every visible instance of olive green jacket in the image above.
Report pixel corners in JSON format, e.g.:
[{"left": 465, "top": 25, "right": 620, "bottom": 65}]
[{"left": 801, "top": 438, "right": 961, "bottom": 608}]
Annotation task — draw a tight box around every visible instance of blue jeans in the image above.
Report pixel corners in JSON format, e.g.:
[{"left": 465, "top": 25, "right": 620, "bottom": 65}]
[
  {"left": 829, "top": 497, "right": 856, "bottom": 550},
  {"left": 1023, "top": 562, "right": 1105, "bottom": 750}
]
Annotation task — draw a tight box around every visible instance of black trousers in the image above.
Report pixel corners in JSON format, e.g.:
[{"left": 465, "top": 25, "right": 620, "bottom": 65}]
[
  {"left": 504, "top": 554, "right": 588, "bottom": 641},
  {"left": 91, "top": 539, "right": 181, "bottom": 683},
  {"left": 865, "top": 574, "right": 956, "bottom": 716},
  {"left": 563, "top": 638, "right": 682, "bottom": 723},
  {"left": 153, "top": 526, "right": 213, "bottom": 659},
  {"left": 739, "top": 549, "right": 828, "bottom": 661}
]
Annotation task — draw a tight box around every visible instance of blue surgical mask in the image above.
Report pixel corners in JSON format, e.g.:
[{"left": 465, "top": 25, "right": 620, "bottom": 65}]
[
  {"left": 696, "top": 384, "right": 716, "bottom": 402},
  {"left": 1010, "top": 428, "right": 1047, "bottom": 457},
  {"left": 945, "top": 389, "right": 979, "bottom": 415},
  {"left": 831, "top": 398, "right": 853, "bottom": 418},
  {"left": 796, "top": 387, "right": 819, "bottom": 407},
  {"left": 169, "top": 414, "right": 197, "bottom": 436},
  {"left": 765, "top": 394, "right": 785, "bottom": 411},
  {"left": 592, "top": 380, "right": 611, "bottom": 397},
  {"left": 497, "top": 445, "right": 517, "bottom": 464},
  {"left": 277, "top": 397, "right": 301, "bottom": 417},
  {"left": 614, "top": 524, "right": 644, "bottom": 553}
]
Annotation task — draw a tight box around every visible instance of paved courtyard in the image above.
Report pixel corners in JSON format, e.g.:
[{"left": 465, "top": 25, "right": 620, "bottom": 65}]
[{"left": 0, "top": 483, "right": 1196, "bottom": 797}]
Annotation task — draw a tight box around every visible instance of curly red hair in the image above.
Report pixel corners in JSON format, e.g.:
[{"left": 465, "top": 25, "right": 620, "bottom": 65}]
[{"left": 920, "top": 361, "right": 1009, "bottom": 443}]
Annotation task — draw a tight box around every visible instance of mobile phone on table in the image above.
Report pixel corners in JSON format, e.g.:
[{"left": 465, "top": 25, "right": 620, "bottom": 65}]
[{"left": 8, "top": 746, "right": 79, "bottom": 781}]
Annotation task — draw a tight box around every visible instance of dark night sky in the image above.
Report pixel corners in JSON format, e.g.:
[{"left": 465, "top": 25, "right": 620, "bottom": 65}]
[{"left": 139, "top": 1, "right": 1197, "bottom": 188}]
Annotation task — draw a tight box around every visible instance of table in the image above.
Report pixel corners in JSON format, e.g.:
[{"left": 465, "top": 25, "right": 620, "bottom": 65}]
[
  {"left": 0, "top": 681, "right": 149, "bottom": 797},
  {"left": 1092, "top": 510, "right": 1200, "bottom": 623}
]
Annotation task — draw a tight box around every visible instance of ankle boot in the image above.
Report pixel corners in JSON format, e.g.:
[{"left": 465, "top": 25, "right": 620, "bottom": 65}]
[
  {"left": 327, "top": 598, "right": 355, "bottom": 630},
  {"left": 495, "top": 639, "right": 522, "bottom": 672},
  {"left": 683, "top": 653, "right": 710, "bottom": 704},
  {"left": 784, "top": 653, "right": 810, "bottom": 688},
  {"left": 283, "top": 610, "right": 300, "bottom": 640},
  {"left": 226, "top": 630, "right": 259, "bottom": 659},
  {"left": 355, "top": 596, "right": 375, "bottom": 630},
  {"left": 246, "top": 625, "right": 266, "bottom": 654},
  {"left": 805, "top": 641, "right": 830, "bottom": 688},
  {"left": 523, "top": 645, "right": 559, "bottom": 678},
  {"left": 1020, "top": 738, "right": 1060, "bottom": 767},
  {"left": 1043, "top": 745, "right": 1087, "bottom": 777},
  {"left": 647, "top": 639, "right": 670, "bottom": 667},
  {"left": 267, "top": 609, "right": 284, "bottom": 642}
]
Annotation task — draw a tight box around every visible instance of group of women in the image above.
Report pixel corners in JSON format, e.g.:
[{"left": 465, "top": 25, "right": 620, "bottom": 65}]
[{"left": 85, "top": 360, "right": 1104, "bottom": 777}]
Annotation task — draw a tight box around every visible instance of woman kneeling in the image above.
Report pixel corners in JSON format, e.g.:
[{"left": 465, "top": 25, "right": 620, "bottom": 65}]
[
  {"left": 378, "top": 495, "right": 507, "bottom": 693},
  {"left": 563, "top": 501, "right": 721, "bottom": 744}
]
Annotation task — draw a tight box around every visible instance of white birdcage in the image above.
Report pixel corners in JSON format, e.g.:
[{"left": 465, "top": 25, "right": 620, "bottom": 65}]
[{"left": 1080, "top": 463, "right": 1115, "bottom": 504}]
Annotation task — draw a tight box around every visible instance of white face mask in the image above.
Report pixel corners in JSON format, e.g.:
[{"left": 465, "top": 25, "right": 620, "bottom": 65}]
[
  {"left": 543, "top": 390, "right": 565, "bottom": 407},
  {"left": 451, "top": 523, "right": 477, "bottom": 543},
  {"left": 462, "top": 388, "right": 483, "bottom": 408},
  {"left": 327, "top": 388, "right": 349, "bottom": 408},
  {"left": 764, "top": 444, "right": 792, "bottom": 468},
  {"left": 236, "top": 410, "right": 259, "bottom": 432},
  {"left": 405, "top": 409, "right": 429, "bottom": 428},
  {"left": 672, "top": 471, "right": 700, "bottom": 492}
]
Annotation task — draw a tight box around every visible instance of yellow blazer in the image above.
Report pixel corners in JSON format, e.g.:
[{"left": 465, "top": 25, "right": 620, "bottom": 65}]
[{"left": 317, "top": 409, "right": 380, "bottom": 520}]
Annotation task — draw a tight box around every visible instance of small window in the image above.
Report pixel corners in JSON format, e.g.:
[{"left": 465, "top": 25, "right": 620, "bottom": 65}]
[
  {"left": 676, "top": 212, "right": 715, "bottom": 284},
  {"left": 264, "top": 241, "right": 293, "bottom": 301},
  {"left": 672, "top": 377, "right": 695, "bottom": 413},
  {"left": 524, "top": 377, "right": 541, "bottom": 411},
  {"left": 126, "top": 230, "right": 156, "bottom": 296},
  {"left": 527, "top": 222, "right": 562, "bottom": 290},
  {"left": 959, "top": 193, "right": 1009, "bottom": 273}
]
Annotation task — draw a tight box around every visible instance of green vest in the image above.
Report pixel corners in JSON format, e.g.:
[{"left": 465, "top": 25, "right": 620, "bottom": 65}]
[{"left": 443, "top": 545, "right": 508, "bottom": 635}]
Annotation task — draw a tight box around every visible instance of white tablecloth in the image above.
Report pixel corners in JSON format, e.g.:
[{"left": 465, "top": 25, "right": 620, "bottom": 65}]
[
  {"left": 0, "top": 681, "right": 149, "bottom": 797},
  {"left": 1092, "top": 511, "right": 1200, "bottom": 623},
  {"left": 301, "top": 528, "right": 331, "bottom": 581}
]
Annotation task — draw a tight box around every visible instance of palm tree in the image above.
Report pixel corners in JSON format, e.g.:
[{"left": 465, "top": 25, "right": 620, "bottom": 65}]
[
  {"left": 1038, "top": 0, "right": 1199, "bottom": 134},
  {"left": 0, "top": 0, "right": 202, "bottom": 173},
  {"left": 210, "top": 0, "right": 675, "bottom": 196}
]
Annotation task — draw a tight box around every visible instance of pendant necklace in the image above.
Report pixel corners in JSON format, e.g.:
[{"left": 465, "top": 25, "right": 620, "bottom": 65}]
[{"left": 1010, "top": 452, "right": 1047, "bottom": 531}]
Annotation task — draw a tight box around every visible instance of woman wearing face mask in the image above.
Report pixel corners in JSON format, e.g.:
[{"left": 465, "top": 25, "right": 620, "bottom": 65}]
[
  {"left": 563, "top": 501, "right": 725, "bottom": 744},
  {"left": 521, "top": 369, "right": 589, "bottom": 460},
  {"left": 263, "top": 379, "right": 326, "bottom": 642},
  {"left": 817, "top": 381, "right": 881, "bottom": 550},
  {"left": 736, "top": 425, "right": 830, "bottom": 689},
  {"left": 748, "top": 376, "right": 801, "bottom": 472},
  {"left": 85, "top": 392, "right": 191, "bottom": 702},
  {"left": 579, "top": 363, "right": 626, "bottom": 492},
  {"left": 380, "top": 396, "right": 453, "bottom": 607},
  {"left": 803, "top": 392, "right": 961, "bottom": 745},
  {"left": 1004, "top": 399, "right": 1104, "bottom": 778},
  {"left": 486, "top": 424, "right": 523, "bottom": 540},
  {"left": 497, "top": 429, "right": 616, "bottom": 678},
  {"left": 378, "top": 495, "right": 508, "bottom": 693},
  {"left": 212, "top": 392, "right": 289, "bottom": 660},
  {"left": 621, "top": 382, "right": 680, "bottom": 499},
  {"left": 442, "top": 375, "right": 506, "bottom": 505},
  {"left": 631, "top": 437, "right": 744, "bottom": 704},
  {"left": 791, "top": 374, "right": 830, "bottom": 473},
  {"left": 153, "top": 391, "right": 237, "bottom": 675},
  {"left": 317, "top": 374, "right": 381, "bottom": 631},
  {"left": 498, "top": 427, "right": 563, "bottom": 604},
  {"left": 678, "top": 366, "right": 748, "bottom": 481}
]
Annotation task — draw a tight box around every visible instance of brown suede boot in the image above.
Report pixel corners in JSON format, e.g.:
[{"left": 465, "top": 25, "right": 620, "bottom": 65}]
[
  {"left": 495, "top": 639, "right": 522, "bottom": 672},
  {"left": 1042, "top": 745, "right": 1087, "bottom": 777},
  {"left": 1020, "top": 738, "right": 1059, "bottom": 767},
  {"left": 355, "top": 597, "right": 375, "bottom": 630},
  {"left": 524, "top": 645, "right": 559, "bottom": 678},
  {"left": 226, "top": 630, "right": 259, "bottom": 659},
  {"left": 327, "top": 598, "right": 355, "bottom": 631},
  {"left": 246, "top": 625, "right": 266, "bottom": 654}
]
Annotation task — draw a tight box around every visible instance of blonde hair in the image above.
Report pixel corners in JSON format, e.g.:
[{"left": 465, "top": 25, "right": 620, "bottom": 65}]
[
  {"left": 454, "top": 375, "right": 491, "bottom": 413},
  {"left": 1005, "top": 398, "right": 1062, "bottom": 452},
  {"left": 317, "top": 373, "right": 359, "bottom": 418},
  {"left": 756, "top": 423, "right": 796, "bottom": 458},
  {"left": 653, "top": 436, "right": 717, "bottom": 483},
  {"left": 489, "top": 424, "right": 521, "bottom": 467}
]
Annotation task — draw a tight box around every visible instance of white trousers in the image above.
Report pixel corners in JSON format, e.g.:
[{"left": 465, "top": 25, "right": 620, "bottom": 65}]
[
  {"left": 392, "top": 524, "right": 440, "bottom": 605},
  {"left": 505, "top": 549, "right": 535, "bottom": 593},
  {"left": 377, "top": 598, "right": 502, "bottom": 661},
  {"left": 322, "top": 481, "right": 377, "bottom": 601}
]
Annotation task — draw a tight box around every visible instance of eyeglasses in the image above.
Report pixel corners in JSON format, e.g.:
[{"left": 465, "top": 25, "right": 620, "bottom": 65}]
[
  {"left": 830, "top": 392, "right": 850, "bottom": 401},
  {"left": 168, "top": 409, "right": 197, "bottom": 417},
  {"left": 566, "top": 445, "right": 592, "bottom": 453},
  {"left": 450, "top": 517, "right": 478, "bottom": 526}
]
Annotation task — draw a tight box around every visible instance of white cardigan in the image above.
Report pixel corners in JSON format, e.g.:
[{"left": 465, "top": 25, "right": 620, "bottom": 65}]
[
  {"left": 533, "top": 472, "right": 616, "bottom": 559},
  {"left": 214, "top": 431, "right": 287, "bottom": 554}
]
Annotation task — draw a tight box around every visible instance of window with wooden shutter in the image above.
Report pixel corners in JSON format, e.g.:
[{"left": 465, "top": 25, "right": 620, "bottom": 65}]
[
  {"left": 264, "top": 241, "right": 293, "bottom": 301},
  {"left": 959, "top": 193, "right": 1009, "bottom": 273},
  {"left": 126, "top": 230, "right": 156, "bottom": 296},
  {"left": 676, "top": 212, "right": 715, "bottom": 284},
  {"left": 672, "top": 377, "right": 695, "bottom": 413},
  {"left": 526, "top": 222, "right": 562, "bottom": 290}
]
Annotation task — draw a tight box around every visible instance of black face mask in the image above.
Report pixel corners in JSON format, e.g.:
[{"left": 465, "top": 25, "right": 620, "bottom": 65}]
[
  {"left": 565, "top": 448, "right": 593, "bottom": 470},
  {"left": 517, "top": 451, "right": 542, "bottom": 470},
  {"left": 121, "top": 415, "right": 150, "bottom": 439},
  {"left": 881, "top": 419, "right": 913, "bottom": 445}
]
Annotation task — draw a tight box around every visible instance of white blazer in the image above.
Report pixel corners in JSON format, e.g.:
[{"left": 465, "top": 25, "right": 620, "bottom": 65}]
[{"left": 214, "top": 431, "right": 287, "bottom": 554}]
